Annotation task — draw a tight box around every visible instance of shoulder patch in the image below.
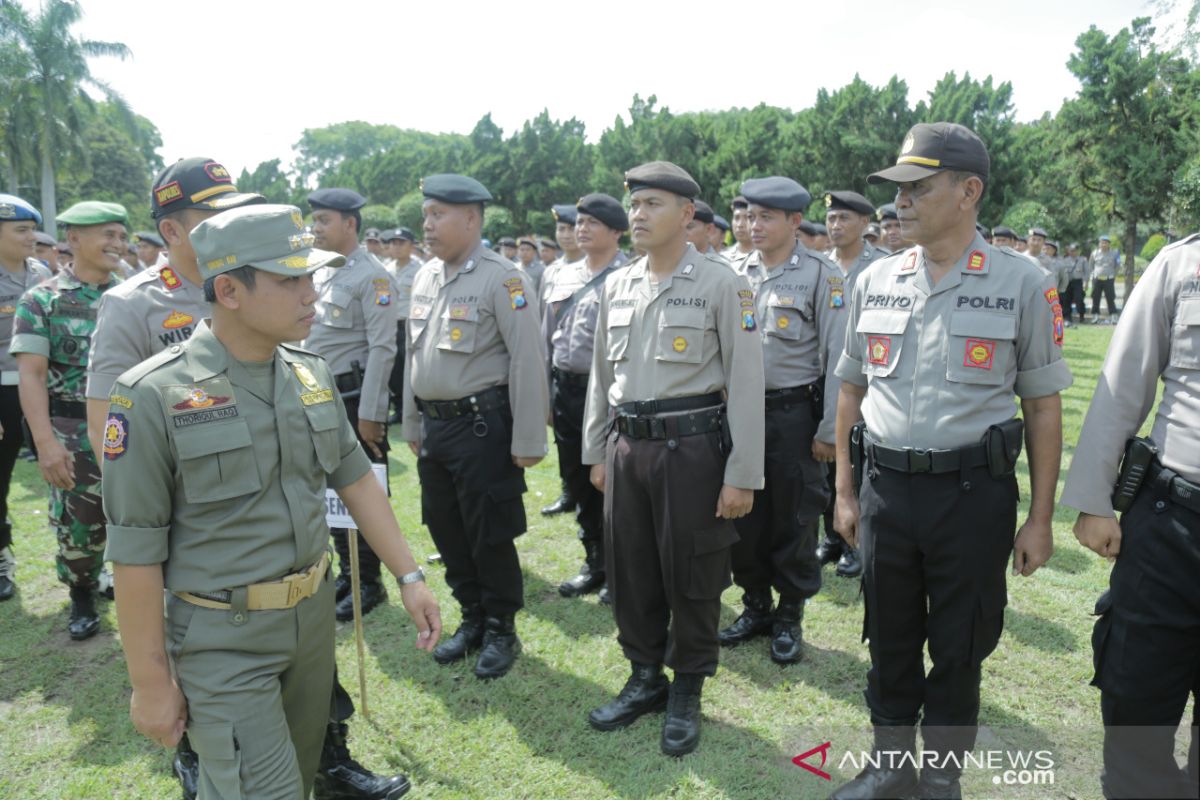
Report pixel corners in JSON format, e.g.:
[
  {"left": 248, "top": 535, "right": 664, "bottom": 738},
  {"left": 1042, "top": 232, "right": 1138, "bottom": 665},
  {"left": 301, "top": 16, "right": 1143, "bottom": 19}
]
[
  {"left": 103, "top": 413, "right": 129, "bottom": 461},
  {"left": 158, "top": 267, "right": 183, "bottom": 291}
]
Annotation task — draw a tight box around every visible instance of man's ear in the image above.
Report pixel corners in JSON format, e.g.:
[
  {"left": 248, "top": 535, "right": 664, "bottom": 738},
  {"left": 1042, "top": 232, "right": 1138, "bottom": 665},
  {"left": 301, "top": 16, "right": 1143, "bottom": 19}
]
[{"left": 212, "top": 274, "right": 240, "bottom": 310}]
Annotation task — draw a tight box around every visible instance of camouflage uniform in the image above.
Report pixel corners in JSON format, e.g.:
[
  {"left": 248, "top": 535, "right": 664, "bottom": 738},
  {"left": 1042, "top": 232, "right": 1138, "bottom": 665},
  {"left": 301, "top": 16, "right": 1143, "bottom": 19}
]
[{"left": 10, "top": 269, "right": 112, "bottom": 588}]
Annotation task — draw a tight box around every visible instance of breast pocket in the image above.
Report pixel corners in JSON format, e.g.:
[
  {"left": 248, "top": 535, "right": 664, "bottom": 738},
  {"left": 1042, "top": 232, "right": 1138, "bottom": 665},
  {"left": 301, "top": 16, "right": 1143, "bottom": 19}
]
[
  {"left": 303, "top": 401, "right": 343, "bottom": 472},
  {"left": 1169, "top": 298, "right": 1200, "bottom": 370},
  {"left": 766, "top": 304, "right": 805, "bottom": 340},
  {"left": 945, "top": 311, "right": 1016, "bottom": 387},
  {"left": 857, "top": 309, "right": 911, "bottom": 378},
  {"left": 318, "top": 285, "right": 355, "bottom": 329},
  {"left": 172, "top": 419, "right": 263, "bottom": 504},
  {"left": 436, "top": 304, "right": 480, "bottom": 354},
  {"left": 656, "top": 306, "right": 708, "bottom": 364},
  {"left": 606, "top": 306, "right": 634, "bottom": 362}
]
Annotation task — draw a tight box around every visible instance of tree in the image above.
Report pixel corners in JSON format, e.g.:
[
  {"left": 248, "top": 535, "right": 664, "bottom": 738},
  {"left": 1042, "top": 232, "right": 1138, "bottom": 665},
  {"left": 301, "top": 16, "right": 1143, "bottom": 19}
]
[
  {"left": 393, "top": 190, "right": 425, "bottom": 232},
  {"left": 236, "top": 159, "right": 299, "bottom": 205}
]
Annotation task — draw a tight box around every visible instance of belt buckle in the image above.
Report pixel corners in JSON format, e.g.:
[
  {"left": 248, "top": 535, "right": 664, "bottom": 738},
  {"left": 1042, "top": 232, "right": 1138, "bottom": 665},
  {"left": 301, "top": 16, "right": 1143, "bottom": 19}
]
[
  {"left": 649, "top": 418, "right": 667, "bottom": 439},
  {"left": 908, "top": 448, "right": 933, "bottom": 473},
  {"left": 283, "top": 573, "right": 304, "bottom": 606}
]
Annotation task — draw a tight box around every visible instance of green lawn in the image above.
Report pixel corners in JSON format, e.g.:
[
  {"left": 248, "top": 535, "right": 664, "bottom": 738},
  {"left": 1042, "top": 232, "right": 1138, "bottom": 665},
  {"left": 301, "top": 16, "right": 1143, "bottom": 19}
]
[{"left": 0, "top": 325, "right": 1167, "bottom": 799}]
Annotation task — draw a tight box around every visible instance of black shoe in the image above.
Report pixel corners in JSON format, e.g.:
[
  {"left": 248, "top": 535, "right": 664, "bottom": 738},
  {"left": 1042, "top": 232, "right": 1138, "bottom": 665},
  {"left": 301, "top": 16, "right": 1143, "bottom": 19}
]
[
  {"left": 660, "top": 673, "right": 704, "bottom": 757},
  {"left": 559, "top": 538, "right": 605, "bottom": 597},
  {"left": 174, "top": 735, "right": 200, "bottom": 800},
  {"left": 315, "top": 722, "right": 411, "bottom": 800},
  {"left": 816, "top": 533, "right": 845, "bottom": 565},
  {"left": 68, "top": 585, "right": 100, "bottom": 640},
  {"left": 598, "top": 585, "right": 611, "bottom": 605},
  {"left": 769, "top": 599, "right": 804, "bottom": 664},
  {"left": 914, "top": 771, "right": 962, "bottom": 799},
  {"left": 474, "top": 616, "right": 520, "bottom": 679},
  {"left": 717, "top": 587, "right": 773, "bottom": 646},
  {"left": 387, "top": 411, "right": 403, "bottom": 425},
  {"left": 836, "top": 547, "right": 862, "bottom": 578},
  {"left": 432, "top": 607, "right": 485, "bottom": 665},
  {"left": 829, "top": 721, "right": 919, "bottom": 799},
  {"left": 540, "top": 493, "right": 576, "bottom": 516},
  {"left": 335, "top": 580, "right": 387, "bottom": 623},
  {"left": 0, "top": 545, "right": 15, "bottom": 602},
  {"left": 588, "top": 662, "right": 669, "bottom": 731},
  {"left": 334, "top": 574, "right": 351, "bottom": 602}
]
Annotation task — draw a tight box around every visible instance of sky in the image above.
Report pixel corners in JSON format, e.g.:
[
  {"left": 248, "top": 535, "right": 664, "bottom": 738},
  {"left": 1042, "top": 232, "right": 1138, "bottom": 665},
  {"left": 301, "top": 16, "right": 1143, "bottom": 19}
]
[{"left": 23, "top": 0, "right": 1176, "bottom": 178}]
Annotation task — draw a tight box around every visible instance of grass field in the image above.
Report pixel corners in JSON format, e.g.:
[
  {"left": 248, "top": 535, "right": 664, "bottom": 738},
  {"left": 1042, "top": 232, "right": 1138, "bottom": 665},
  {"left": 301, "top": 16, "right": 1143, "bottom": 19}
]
[{"left": 0, "top": 323, "right": 1177, "bottom": 799}]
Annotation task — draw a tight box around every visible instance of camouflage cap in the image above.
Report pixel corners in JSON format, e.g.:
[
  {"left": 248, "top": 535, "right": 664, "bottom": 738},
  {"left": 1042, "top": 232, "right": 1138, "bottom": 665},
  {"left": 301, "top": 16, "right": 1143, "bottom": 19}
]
[{"left": 190, "top": 204, "right": 345, "bottom": 281}]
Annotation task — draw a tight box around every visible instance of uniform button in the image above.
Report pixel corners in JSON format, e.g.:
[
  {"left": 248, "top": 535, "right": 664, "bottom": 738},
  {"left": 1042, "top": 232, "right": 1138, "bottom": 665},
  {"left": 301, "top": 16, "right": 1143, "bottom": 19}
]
[
  {"left": 961, "top": 481, "right": 972, "bottom": 492},
  {"left": 233, "top": 613, "right": 245, "bottom": 623},
  {"left": 1155, "top": 500, "right": 1167, "bottom": 511},
  {"left": 667, "top": 439, "right": 678, "bottom": 450},
  {"left": 171, "top": 345, "right": 181, "bottom": 353}
]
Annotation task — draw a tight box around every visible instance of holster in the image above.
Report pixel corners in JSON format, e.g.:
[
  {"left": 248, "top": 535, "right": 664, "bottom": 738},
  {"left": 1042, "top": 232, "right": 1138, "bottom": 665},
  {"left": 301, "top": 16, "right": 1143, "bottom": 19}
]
[
  {"left": 849, "top": 420, "right": 866, "bottom": 492},
  {"left": 718, "top": 407, "right": 733, "bottom": 456},
  {"left": 810, "top": 379, "right": 825, "bottom": 423},
  {"left": 984, "top": 417, "right": 1025, "bottom": 479},
  {"left": 1111, "top": 437, "right": 1157, "bottom": 514}
]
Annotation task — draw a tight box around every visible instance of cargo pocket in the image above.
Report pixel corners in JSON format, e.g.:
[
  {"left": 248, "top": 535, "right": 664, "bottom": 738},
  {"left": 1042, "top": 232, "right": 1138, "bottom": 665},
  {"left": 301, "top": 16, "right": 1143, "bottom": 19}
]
[
  {"left": 484, "top": 475, "right": 528, "bottom": 544},
  {"left": 187, "top": 723, "right": 244, "bottom": 800},
  {"left": 606, "top": 306, "right": 633, "bottom": 361},
  {"left": 1089, "top": 590, "right": 1114, "bottom": 689},
  {"left": 857, "top": 309, "right": 910, "bottom": 378},
  {"left": 945, "top": 311, "right": 1016, "bottom": 387},
  {"left": 407, "top": 306, "right": 431, "bottom": 345},
  {"left": 164, "top": 593, "right": 196, "bottom": 661},
  {"left": 766, "top": 304, "right": 804, "bottom": 340},
  {"left": 1168, "top": 298, "right": 1200, "bottom": 370},
  {"left": 684, "top": 526, "right": 739, "bottom": 600},
  {"left": 302, "top": 401, "right": 343, "bottom": 472},
  {"left": 967, "top": 585, "right": 1008, "bottom": 667},
  {"left": 318, "top": 285, "right": 355, "bottom": 329},
  {"left": 437, "top": 304, "right": 480, "bottom": 354},
  {"left": 173, "top": 420, "right": 262, "bottom": 504},
  {"left": 657, "top": 306, "right": 708, "bottom": 364}
]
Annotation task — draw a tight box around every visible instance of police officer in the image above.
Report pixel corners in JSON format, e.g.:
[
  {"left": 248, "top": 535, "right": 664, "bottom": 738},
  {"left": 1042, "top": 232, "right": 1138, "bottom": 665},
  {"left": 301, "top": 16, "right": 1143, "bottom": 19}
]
[
  {"left": 1060, "top": 236, "right": 1200, "bottom": 799},
  {"left": 877, "top": 203, "right": 904, "bottom": 254},
  {"left": 402, "top": 174, "right": 548, "bottom": 680},
  {"left": 515, "top": 236, "right": 545, "bottom": 296},
  {"left": 538, "top": 237, "right": 560, "bottom": 268},
  {"left": 1089, "top": 235, "right": 1120, "bottom": 323},
  {"left": 362, "top": 227, "right": 386, "bottom": 261},
  {"left": 830, "top": 123, "right": 1072, "bottom": 798},
  {"left": 717, "top": 176, "right": 840, "bottom": 664},
  {"left": 0, "top": 194, "right": 53, "bottom": 601},
  {"left": 382, "top": 227, "right": 421, "bottom": 424},
  {"left": 541, "top": 192, "right": 628, "bottom": 598},
  {"left": 11, "top": 201, "right": 126, "bottom": 639},
  {"left": 723, "top": 196, "right": 754, "bottom": 262},
  {"left": 305, "top": 188, "right": 398, "bottom": 621},
  {"left": 103, "top": 203, "right": 440, "bottom": 800},
  {"left": 33, "top": 231, "right": 57, "bottom": 267},
  {"left": 1062, "top": 242, "right": 1090, "bottom": 324},
  {"left": 582, "top": 161, "right": 764, "bottom": 757},
  {"left": 133, "top": 231, "right": 165, "bottom": 271},
  {"left": 710, "top": 214, "right": 730, "bottom": 253},
  {"left": 685, "top": 200, "right": 724, "bottom": 260},
  {"left": 497, "top": 236, "right": 518, "bottom": 262},
  {"left": 1027, "top": 227, "right": 1055, "bottom": 277},
  {"left": 991, "top": 224, "right": 1018, "bottom": 249}
]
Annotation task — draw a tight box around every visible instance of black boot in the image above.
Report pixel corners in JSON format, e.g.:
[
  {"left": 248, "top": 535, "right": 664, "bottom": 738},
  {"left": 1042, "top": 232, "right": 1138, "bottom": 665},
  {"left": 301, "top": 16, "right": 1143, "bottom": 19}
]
[
  {"left": 335, "top": 579, "right": 388, "bottom": 622},
  {"left": 914, "top": 725, "right": 974, "bottom": 799},
  {"left": 314, "top": 722, "right": 411, "bottom": 800},
  {"left": 598, "top": 585, "right": 611, "bottom": 605},
  {"left": 769, "top": 598, "right": 804, "bottom": 664},
  {"left": 558, "top": 538, "right": 605, "bottom": 597},
  {"left": 816, "top": 532, "right": 845, "bottom": 565},
  {"left": 836, "top": 546, "right": 863, "bottom": 578},
  {"left": 432, "top": 606, "right": 485, "bottom": 664},
  {"left": 68, "top": 585, "right": 100, "bottom": 641},
  {"left": 718, "top": 587, "right": 774, "bottom": 646},
  {"left": 829, "top": 719, "right": 919, "bottom": 799},
  {"left": 474, "top": 615, "right": 521, "bottom": 679},
  {"left": 334, "top": 574, "right": 351, "bottom": 603},
  {"left": 540, "top": 492, "right": 576, "bottom": 516},
  {"left": 0, "top": 531, "right": 15, "bottom": 601},
  {"left": 660, "top": 673, "right": 705, "bottom": 757},
  {"left": 588, "top": 662, "right": 669, "bottom": 731},
  {"left": 173, "top": 734, "right": 199, "bottom": 800}
]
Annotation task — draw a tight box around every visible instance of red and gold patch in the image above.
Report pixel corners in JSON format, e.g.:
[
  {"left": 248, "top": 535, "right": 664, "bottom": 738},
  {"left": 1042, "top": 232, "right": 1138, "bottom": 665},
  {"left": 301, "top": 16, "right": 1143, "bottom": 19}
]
[
  {"left": 204, "top": 162, "right": 231, "bottom": 183},
  {"left": 1044, "top": 288, "right": 1065, "bottom": 346},
  {"left": 967, "top": 251, "right": 986, "bottom": 271},
  {"left": 867, "top": 335, "right": 891, "bottom": 365},
  {"left": 899, "top": 251, "right": 918, "bottom": 273},
  {"left": 159, "top": 267, "right": 182, "bottom": 291},
  {"left": 103, "top": 413, "right": 129, "bottom": 461},
  {"left": 964, "top": 338, "right": 995, "bottom": 370},
  {"left": 171, "top": 387, "right": 230, "bottom": 411},
  {"left": 154, "top": 182, "right": 183, "bottom": 207},
  {"left": 162, "top": 310, "right": 194, "bottom": 330}
]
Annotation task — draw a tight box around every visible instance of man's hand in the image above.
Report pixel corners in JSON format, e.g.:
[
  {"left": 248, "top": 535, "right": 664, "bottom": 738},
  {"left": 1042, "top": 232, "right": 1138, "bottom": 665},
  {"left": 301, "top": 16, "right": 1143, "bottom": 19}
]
[
  {"left": 812, "top": 440, "right": 835, "bottom": 463},
  {"left": 513, "top": 455, "right": 543, "bottom": 468},
  {"left": 834, "top": 490, "right": 861, "bottom": 547},
  {"left": 37, "top": 438, "right": 74, "bottom": 490},
  {"left": 1012, "top": 517, "right": 1054, "bottom": 577},
  {"left": 398, "top": 582, "right": 442, "bottom": 652},
  {"left": 1074, "top": 512, "right": 1122, "bottom": 560},
  {"left": 130, "top": 679, "right": 188, "bottom": 748},
  {"left": 716, "top": 485, "right": 753, "bottom": 519},
  {"left": 590, "top": 464, "right": 606, "bottom": 493},
  {"left": 358, "top": 419, "right": 386, "bottom": 460}
]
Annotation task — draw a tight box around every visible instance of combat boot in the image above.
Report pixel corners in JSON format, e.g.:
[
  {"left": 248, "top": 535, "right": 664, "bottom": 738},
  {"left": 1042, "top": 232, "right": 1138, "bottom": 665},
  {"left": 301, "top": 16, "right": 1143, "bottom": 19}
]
[
  {"left": 314, "top": 722, "right": 411, "bottom": 800},
  {"left": 0, "top": 544, "right": 15, "bottom": 602},
  {"left": 432, "top": 605, "right": 485, "bottom": 664},
  {"left": 588, "top": 662, "right": 669, "bottom": 731},
  {"left": 913, "top": 725, "right": 974, "bottom": 799},
  {"left": 598, "top": 585, "right": 611, "bottom": 606},
  {"left": 829, "top": 719, "right": 919, "bottom": 799},
  {"left": 540, "top": 492, "right": 576, "bottom": 516},
  {"left": 837, "top": 546, "right": 863, "bottom": 578},
  {"left": 67, "top": 584, "right": 100, "bottom": 640},
  {"left": 335, "top": 579, "right": 387, "bottom": 622},
  {"left": 173, "top": 735, "right": 199, "bottom": 800},
  {"left": 474, "top": 615, "right": 520, "bottom": 679},
  {"left": 816, "top": 532, "right": 845, "bottom": 565},
  {"left": 558, "top": 537, "right": 605, "bottom": 597},
  {"left": 660, "top": 673, "right": 705, "bottom": 757},
  {"left": 717, "top": 587, "right": 773, "bottom": 646},
  {"left": 769, "top": 598, "right": 804, "bottom": 664}
]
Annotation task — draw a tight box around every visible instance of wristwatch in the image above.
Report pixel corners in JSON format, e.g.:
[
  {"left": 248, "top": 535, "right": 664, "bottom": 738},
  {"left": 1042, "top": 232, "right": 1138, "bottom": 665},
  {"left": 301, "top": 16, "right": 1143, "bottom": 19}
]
[{"left": 398, "top": 567, "right": 426, "bottom": 585}]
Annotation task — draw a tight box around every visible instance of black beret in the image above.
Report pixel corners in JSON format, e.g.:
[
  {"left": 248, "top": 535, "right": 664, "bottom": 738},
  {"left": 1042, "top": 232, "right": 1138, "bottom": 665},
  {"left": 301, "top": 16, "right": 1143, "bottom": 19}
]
[
  {"left": 692, "top": 200, "right": 715, "bottom": 224},
  {"left": 363, "top": 227, "right": 382, "bottom": 241},
  {"left": 34, "top": 231, "right": 57, "bottom": 247},
  {"left": 133, "top": 231, "right": 165, "bottom": 247},
  {"left": 713, "top": 214, "right": 730, "bottom": 231},
  {"left": 516, "top": 236, "right": 537, "bottom": 248},
  {"left": 308, "top": 188, "right": 367, "bottom": 212},
  {"left": 576, "top": 192, "right": 628, "bottom": 231},
  {"left": 740, "top": 177, "right": 811, "bottom": 213},
  {"left": 381, "top": 227, "right": 417, "bottom": 243},
  {"left": 538, "top": 238, "right": 559, "bottom": 250},
  {"left": 992, "top": 225, "right": 1016, "bottom": 239},
  {"left": 813, "top": 223, "right": 828, "bottom": 235},
  {"left": 624, "top": 161, "right": 700, "bottom": 199},
  {"left": 1029, "top": 227, "right": 1048, "bottom": 238},
  {"left": 498, "top": 237, "right": 517, "bottom": 247},
  {"left": 876, "top": 203, "right": 898, "bottom": 221},
  {"left": 798, "top": 220, "right": 820, "bottom": 236},
  {"left": 976, "top": 222, "right": 989, "bottom": 237},
  {"left": 420, "top": 173, "right": 493, "bottom": 204},
  {"left": 731, "top": 195, "right": 748, "bottom": 210},
  {"left": 551, "top": 204, "right": 578, "bottom": 225},
  {"left": 824, "top": 190, "right": 874, "bottom": 217}
]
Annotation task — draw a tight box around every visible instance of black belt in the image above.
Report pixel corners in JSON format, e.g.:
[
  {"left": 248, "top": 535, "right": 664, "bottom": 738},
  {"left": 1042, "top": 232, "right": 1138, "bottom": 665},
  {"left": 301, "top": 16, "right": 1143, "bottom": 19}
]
[
  {"left": 50, "top": 398, "right": 86, "bottom": 418},
  {"left": 615, "top": 407, "right": 723, "bottom": 441},
  {"left": 615, "top": 392, "right": 723, "bottom": 417},
  {"left": 765, "top": 383, "right": 818, "bottom": 411},
  {"left": 551, "top": 367, "right": 589, "bottom": 389},
  {"left": 1149, "top": 462, "right": 1200, "bottom": 515},
  {"left": 865, "top": 433, "right": 989, "bottom": 475},
  {"left": 416, "top": 385, "right": 509, "bottom": 420}
]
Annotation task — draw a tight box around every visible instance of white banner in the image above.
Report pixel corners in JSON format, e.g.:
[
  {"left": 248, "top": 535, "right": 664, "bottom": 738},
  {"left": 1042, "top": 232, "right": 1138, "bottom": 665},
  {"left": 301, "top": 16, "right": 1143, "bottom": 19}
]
[{"left": 325, "top": 463, "right": 388, "bottom": 529}]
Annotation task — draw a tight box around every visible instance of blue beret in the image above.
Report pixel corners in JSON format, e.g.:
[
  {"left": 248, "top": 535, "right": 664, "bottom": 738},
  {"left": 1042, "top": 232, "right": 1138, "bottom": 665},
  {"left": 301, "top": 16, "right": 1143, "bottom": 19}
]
[
  {"left": 0, "top": 194, "right": 42, "bottom": 225},
  {"left": 624, "top": 161, "right": 700, "bottom": 199},
  {"left": 308, "top": 188, "right": 367, "bottom": 212},
  {"left": 552, "top": 204, "right": 578, "bottom": 225},
  {"left": 576, "top": 193, "right": 627, "bottom": 232},
  {"left": 713, "top": 214, "right": 730, "bottom": 231},
  {"left": 420, "top": 174, "right": 493, "bottom": 204},
  {"left": 740, "top": 177, "right": 811, "bottom": 213},
  {"left": 692, "top": 200, "right": 715, "bottom": 224}
]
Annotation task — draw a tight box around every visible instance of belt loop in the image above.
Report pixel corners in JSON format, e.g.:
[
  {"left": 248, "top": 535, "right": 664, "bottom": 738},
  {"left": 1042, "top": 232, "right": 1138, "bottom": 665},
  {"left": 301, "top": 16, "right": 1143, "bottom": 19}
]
[{"left": 228, "top": 587, "right": 249, "bottom": 626}]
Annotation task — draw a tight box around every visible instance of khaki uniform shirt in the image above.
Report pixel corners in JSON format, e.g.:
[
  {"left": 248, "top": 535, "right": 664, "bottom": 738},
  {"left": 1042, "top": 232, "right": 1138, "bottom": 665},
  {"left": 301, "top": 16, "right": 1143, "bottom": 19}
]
[
  {"left": 582, "top": 244, "right": 766, "bottom": 490},
  {"left": 388, "top": 257, "right": 422, "bottom": 321},
  {"left": 102, "top": 322, "right": 370, "bottom": 591},
  {"left": 543, "top": 253, "right": 628, "bottom": 376},
  {"left": 402, "top": 242, "right": 549, "bottom": 459},
  {"left": 835, "top": 234, "right": 1073, "bottom": 449},
  {"left": 303, "top": 246, "right": 398, "bottom": 423},
  {"left": 0, "top": 258, "right": 52, "bottom": 379},
  {"left": 86, "top": 265, "right": 208, "bottom": 400},
  {"left": 1061, "top": 236, "right": 1200, "bottom": 515}
]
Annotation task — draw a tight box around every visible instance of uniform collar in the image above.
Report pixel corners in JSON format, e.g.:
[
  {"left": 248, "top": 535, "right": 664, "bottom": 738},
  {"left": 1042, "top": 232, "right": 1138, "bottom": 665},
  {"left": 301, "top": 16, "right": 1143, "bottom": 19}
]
[{"left": 180, "top": 321, "right": 230, "bottom": 382}]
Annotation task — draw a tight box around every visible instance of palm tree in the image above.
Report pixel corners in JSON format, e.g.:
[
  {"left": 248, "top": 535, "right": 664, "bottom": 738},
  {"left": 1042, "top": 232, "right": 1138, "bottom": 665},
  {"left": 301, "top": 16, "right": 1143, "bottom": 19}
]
[{"left": 2, "top": 0, "right": 131, "bottom": 236}]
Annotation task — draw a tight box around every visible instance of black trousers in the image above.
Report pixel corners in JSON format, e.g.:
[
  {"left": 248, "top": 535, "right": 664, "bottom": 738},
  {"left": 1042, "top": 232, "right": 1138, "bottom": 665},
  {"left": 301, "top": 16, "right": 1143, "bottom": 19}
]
[
  {"left": 417, "top": 406, "right": 526, "bottom": 617},
  {"left": 1092, "top": 278, "right": 1118, "bottom": 315},
  {"left": 604, "top": 427, "right": 737, "bottom": 676},
  {"left": 1092, "top": 471, "right": 1200, "bottom": 799},
  {"left": 551, "top": 372, "right": 602, "bottom": 544},
  {"left": 859, "top": 457, "right": 1016, "bottom": 731},
  {"left": 1065, "top": 278, "right": 1087, "bottom": 322},
  {"left": 731, "top": 401, "right": 826, "bottom": 600},
  {"left": 0, "top": 385, "right": 22, "bottom": 544},
  {"left": 387, "top": 323, "right": 406, "bottom": 406},
  {"left": 330, "top": 396, "right": 387, "bottom": 584}
]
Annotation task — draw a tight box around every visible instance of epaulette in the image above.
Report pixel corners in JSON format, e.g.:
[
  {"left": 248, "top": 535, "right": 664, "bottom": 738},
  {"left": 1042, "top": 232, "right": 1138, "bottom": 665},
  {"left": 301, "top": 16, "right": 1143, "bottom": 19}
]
[
  {"left": 280, "top": 341, "right": 321, "bottom": 358},
  {"left": 116, "top": 344, "right": 184, "bottom": 387}
]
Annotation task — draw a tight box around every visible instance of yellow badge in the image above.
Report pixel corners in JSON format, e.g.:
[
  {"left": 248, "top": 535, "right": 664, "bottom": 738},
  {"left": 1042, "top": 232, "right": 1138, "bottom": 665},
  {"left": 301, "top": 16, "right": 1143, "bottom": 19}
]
[
  {"left": 278, "top": 255, "right": 309, "bottom": 269},
  {"left": 902, "top": 134, "right": 915, "bottom": 154},
  {"left": 777, "top": 315, "right": 790, "bottom": 329},
  {"left": 109, "top": 394, "right": 133, "bottom": 409},
  {"left": 292, "top": 363, "right": 321, "bottom": 392},
  {"left": 450, "top": 327, "right": 463, "bottom": 342},
  {"left": 301, "top": 389, "right": 334, "bottom": 406},
  {"left": 291, "top": 210, "right": 304, "bottom": 230},
  {"left": 672, "top": 336, "right": 687, "bottom": 353},
  {"left": 0, "top": 305, "right": 14, "bottom": 314}
]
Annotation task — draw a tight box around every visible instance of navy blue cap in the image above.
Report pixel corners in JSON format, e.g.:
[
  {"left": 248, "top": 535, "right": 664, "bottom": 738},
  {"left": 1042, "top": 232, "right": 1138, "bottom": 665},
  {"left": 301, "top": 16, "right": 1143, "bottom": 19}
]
[
  {"left": 1099, "top": 234, "right": 1112, "bottom": 242},
  {"left": 0, "top": 194, "right": 42, "bottom": 225},
  {"left": 713, "top": 214, "right": 730, "bottom": 231},
  {"left": 420, "top": 174, "right": 493, "bottom": 204},
  {"left": 692, "top": 200, "right": 715, "bottom": 224},
  {"left": 552, "top": 204, "right": 578, "bottom": 225},
  {"left": 869, "top": 122, "right": 990, "bottom": 185},
  {"left": 538, "top": 238, "right": 559, "bottom": 250},
  {"left": 876, "top": 203, "right": 898, "bottom": 221},
  {"left": 824, "top": 190, "right": 874, "bottom": 217},
  {"left": 517, "top": 236, "right": 537, "bottom": 249},
  {"left": 624, "top": 161, "right": 700, "bottom": 199},
  {"left": 740, "top": 177, "right": 811, "bottom": 213},
  {"left": 308, "top": 188, "right": 367, "bottom": 212},
  {"left": 151, "top": 158, "right": 264, "bottom": 219},
  {"left": 576, "top": 193, "right": 628, "bottom": 232}
]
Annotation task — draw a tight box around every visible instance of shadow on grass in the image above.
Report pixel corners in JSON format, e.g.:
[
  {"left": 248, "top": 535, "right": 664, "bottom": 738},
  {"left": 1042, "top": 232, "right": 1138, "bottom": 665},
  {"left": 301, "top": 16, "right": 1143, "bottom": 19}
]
[
  {"left": 1045, "top": 543, "right": 1091, "bottom": 575},
  {"left": 519, "top": 571, "right": 616, "bottom": 640},
  {"left": 1003, "top": 608, "right": 1080, "bottom": 654}
]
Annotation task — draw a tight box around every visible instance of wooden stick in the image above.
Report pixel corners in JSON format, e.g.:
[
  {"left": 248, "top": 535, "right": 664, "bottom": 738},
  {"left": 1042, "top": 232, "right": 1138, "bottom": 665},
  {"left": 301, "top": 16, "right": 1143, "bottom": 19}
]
[{"left": 348, "top": 529, "right": 369, "bottom": 717}]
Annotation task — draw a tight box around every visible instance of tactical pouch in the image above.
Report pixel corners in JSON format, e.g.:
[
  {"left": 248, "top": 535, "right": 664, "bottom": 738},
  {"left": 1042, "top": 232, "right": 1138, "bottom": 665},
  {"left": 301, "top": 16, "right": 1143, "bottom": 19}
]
[
  {"left": 849, "top": 420, "right": 866, "bottom": 491},
  {"left": 1111, "top": 437, "right": 1157, "bottom": 514},
  {"left": 810, "top": 380, "right": 825, "bottom": 423},
  {"left": 718, "top": 408, "right": 733, "bottom": 456},
  {"left": 984, "top": 417, "right": 1024, "bottom": 479}
]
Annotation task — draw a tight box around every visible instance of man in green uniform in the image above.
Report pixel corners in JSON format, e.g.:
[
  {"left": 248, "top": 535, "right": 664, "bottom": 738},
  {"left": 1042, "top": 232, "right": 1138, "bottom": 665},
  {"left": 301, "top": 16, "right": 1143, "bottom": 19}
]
[
  {"left": 11, "top": 201, "right": 126, "bottom": 639},
  {"left": 104, "top": 203, "right": 441, "bottom": 800}
]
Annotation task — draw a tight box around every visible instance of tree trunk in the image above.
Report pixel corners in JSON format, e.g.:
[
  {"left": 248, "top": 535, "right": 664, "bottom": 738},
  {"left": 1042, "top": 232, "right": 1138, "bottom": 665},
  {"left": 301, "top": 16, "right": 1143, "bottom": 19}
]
[
  {"left": 1122, "top": 220, "right": 1137, "bottom": 305},
  {"left": 40, "top": 145, "right": 56, "bottom": 238}
]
